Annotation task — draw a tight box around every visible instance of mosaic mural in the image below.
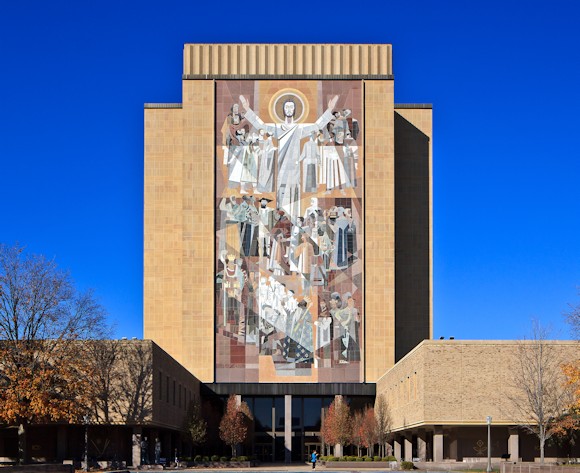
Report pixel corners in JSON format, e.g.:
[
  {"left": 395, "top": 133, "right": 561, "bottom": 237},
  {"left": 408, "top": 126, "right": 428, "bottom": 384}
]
[{"left": 215, "top": 81, "right": 363, "bottom": 382}]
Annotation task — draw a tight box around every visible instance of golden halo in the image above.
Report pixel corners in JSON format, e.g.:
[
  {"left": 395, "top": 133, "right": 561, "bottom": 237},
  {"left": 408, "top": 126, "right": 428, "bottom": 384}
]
[{"left": 269, "top": 88, "right": 310, "bottom": 124}]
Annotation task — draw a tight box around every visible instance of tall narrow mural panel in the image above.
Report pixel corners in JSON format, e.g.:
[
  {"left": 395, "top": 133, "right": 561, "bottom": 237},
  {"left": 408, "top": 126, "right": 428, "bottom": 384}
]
[{"left": 215, "top": 81, "right": 363, "bottom": 382}]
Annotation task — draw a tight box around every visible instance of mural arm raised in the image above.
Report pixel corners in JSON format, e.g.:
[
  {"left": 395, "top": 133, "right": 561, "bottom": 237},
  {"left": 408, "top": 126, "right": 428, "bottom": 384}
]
[
  {"left": 302, "top": 95, "right": 339, "bottom": 137},
  {"left": 239, "top": 95, "right": 276, "bottom": 135}
]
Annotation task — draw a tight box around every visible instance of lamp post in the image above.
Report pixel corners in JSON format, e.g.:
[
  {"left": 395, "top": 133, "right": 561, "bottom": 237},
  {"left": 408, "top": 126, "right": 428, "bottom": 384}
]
[
  {"left": 84, "top": 414, "right": 89, "bottom": 472},
  {"left": 486, "top": 416, "right": 492, "bottom": 473}
]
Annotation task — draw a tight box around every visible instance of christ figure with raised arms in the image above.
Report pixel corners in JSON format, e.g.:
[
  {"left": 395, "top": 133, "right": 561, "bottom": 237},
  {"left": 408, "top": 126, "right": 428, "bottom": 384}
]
[{"left": 239, "top": 94, "right": 339, "bottom": 220}]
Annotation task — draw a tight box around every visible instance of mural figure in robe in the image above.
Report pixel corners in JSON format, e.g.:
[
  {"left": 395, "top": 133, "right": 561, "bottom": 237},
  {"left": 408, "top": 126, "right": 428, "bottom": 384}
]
[
  {"left": 334, "top": 292, "right": 360, "bottom": 363},
  {"left": 294, "top": 233, "right": 315, "bottom": 294},
  {"left": 221, "top": 103, "right": 248, "bottom": 149},
  {"left": 217, "top": 250, "right": 245, "bottom": 327},
  {"left": 345, "top": 207, "right": 358, "bottom": 264},
  {"left": 239, "top": 94, "right": 339, "bottom": 221},
  {"left": 314, "top": 299, "right": 333, "bottom": 364},
  {"left": 283, "top": 298, "right": 313, "bottom": 363},
  {"left": 221, "top": 103, "right": 250, "bottom": 187},
  {"left": 257, "top": 130, "right": 276, "bottom": 193},
  {"left": 258, "top": 197, "right": 276, "bottom": 258},
  {"left": 300, "top": 131, "right": 320, "bottom": 193},
  {"left": 240, "top": 195, "right": 260, "bottom": 257},
  {"left": 329, "top": 207, "right": 350, "bottom": 270},
  {"left": 239, "top": 137, "right": 260, "bottom": 194}
]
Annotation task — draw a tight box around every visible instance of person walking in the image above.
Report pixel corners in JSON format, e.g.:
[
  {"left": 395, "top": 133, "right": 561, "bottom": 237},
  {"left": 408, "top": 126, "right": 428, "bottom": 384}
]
[{"left": 311, "top": 450, "right": 318, "bottom": 469}]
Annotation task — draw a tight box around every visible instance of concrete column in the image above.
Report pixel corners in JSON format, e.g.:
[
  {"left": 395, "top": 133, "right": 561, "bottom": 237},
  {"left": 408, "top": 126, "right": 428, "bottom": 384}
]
[
  {"left": 284, "top": 394, "right": 292, "bottom": 463},
  {"left": 132, "top": 428, "right": 142, "bottom": 467},
  {"left": 386, "top": 441, "right": 393, "bottom": 457},
  {"left": 394, "top": 437, "right": 402, "bottom": 461},
  {"left": 449, "top": 433, "right": 458, "bottom": 461},
  {"left": 404, "top": 437, "right": 413, "bottom": 461},
  {"left": 151, "top": 431, "right": 160, "bottom": 464},
  {"left": 163, "top": 434, "right": 171, "bottom": 464},
  {"left": 433, "top": 428, "right": 444, "bottom": 462},
  {"left": 508, "top": 429, "right": 519, "bottom": 462},
  {"left": 416, "top": 433, "right": 427, "bottom": 462},
  {"left": 271, "top": 404, "right": 276, "bottom": 462},
  {"left": 333, "top": 395, "right": 343, "bottom": 458},
  {"left": 320, "top": 406, "right": 327, "bottom": 456}
]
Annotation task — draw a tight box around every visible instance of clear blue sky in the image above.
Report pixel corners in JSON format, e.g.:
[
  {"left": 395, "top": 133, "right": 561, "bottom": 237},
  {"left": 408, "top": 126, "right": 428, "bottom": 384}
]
[{"left": 1, "top": 0, "right": 579, "bottom": 341}]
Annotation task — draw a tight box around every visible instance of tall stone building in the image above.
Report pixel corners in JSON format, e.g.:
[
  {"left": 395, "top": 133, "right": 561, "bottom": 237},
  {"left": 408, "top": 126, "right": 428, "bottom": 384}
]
[{"left": 144, "top": 43, "right": 432, "bottom": 461}]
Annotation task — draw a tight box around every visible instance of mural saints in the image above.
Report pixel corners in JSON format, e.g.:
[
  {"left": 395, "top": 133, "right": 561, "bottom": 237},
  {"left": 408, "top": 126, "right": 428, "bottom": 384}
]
[
  {"left": 215, "top": 82, "right": 363, "bottom": 381},
  {"left": 240, "top": 92, "right": 338, "bottom": 219}
]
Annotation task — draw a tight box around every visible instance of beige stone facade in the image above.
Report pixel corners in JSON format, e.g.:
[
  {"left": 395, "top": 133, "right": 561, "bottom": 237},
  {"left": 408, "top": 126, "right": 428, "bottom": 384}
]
[
  {"left": 376, "top": 340, "right": 580, "bottom": 462},
  {"left": 88, "top": 339, "right": 201, "bottom": 429},
  {"left": 378, "top": 339, "right": 579, "bottom": 429},
  {"left": 144, "top": 43, "right": 432, "bottom": 385},
  {"left": 144, "top": 84, "right": 215, "bottom": 383},
  {"left": 143, "top": 43, "right": 433, "bottom": 463},
  {"left": 364, "top": 80, "right": 395, "bottom": 380}
]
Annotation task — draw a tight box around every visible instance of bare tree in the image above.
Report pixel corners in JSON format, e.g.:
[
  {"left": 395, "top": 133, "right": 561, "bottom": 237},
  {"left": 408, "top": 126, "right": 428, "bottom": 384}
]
[
  {"left": 112, "top": 341, "right": 153, "bottom": 423},
  {"left": 87, "top": 339, "right": 121, "bottom": 424},
  {"left": 507, "top": 322, "right": 573, "bottom": 463},
  {"left": 0, "top": 244, "right": 109, "bottom": 463},
  {"left": 375, "top": 393, "right": 392, "bottom": 458},
  {"left": 565, "top": 293, "right": 580, "bottom": 340},
  {"left": 556, "top": 294, "right": 580, "bottom": 445},
  {"left": 87, "top": 339, "right": 155, "bottom": 425}
]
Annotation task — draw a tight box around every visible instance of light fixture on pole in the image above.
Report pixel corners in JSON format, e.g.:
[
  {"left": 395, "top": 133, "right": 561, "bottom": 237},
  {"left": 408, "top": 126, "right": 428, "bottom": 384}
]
[
  {"left": 486, "top": 416, "right": 492, "bottom": 473},
  {"left": 84, "top": 414, "right": 90, "bottom": 472}
]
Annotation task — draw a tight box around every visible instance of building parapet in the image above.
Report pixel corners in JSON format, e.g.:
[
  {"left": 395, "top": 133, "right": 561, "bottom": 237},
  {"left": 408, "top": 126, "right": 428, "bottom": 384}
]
[
  {"left": 183, "top": 43, "right": 392, "bottom": 78},
  {"left": 395, "top": 103, "right": 433, "bottom": 109},
  {"left": 144, "top": 103, "right": 182, "bottom": 109}
]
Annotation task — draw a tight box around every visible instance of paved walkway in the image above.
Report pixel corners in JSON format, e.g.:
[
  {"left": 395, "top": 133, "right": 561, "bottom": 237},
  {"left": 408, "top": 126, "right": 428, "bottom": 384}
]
[{"left": 161, "top": 464, "right": 396, "bottom": 472}]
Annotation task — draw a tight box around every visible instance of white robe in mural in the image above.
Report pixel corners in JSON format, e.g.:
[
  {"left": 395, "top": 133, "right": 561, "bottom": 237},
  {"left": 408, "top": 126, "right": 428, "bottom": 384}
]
[{"left": 243, "top": 108, "right": 334, "bottom": 220}]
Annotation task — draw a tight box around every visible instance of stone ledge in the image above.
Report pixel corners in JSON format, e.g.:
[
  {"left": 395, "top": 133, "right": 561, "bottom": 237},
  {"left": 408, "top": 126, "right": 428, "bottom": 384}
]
[
  {"left": 0, "top": 465, "right": 73, "bottom": 473},
  {"left": 319, "top": 461, "right": 397, "bottom": 468}
]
